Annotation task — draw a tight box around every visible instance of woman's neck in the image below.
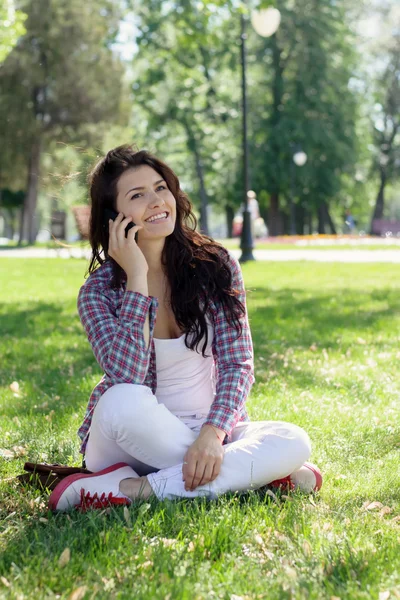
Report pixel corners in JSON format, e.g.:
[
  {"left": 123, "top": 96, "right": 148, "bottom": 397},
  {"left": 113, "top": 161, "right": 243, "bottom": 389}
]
[{"left": 138, "top": 238, "right": 165, "bottom": 276}]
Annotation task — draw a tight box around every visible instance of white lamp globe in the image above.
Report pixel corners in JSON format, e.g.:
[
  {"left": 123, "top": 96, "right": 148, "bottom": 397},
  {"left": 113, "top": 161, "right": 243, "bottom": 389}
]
[
  {"left": 251, "top": 8, "right": 281, "bottom": 38},
  {"left": 293, "top": 151, "right": 308, "bottom": 167}
]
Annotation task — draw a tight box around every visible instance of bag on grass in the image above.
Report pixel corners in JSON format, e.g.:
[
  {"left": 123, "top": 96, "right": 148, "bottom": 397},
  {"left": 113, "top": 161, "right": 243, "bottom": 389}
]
[{"left": 17, "top": 462, "right": 92, "bottom": 492}]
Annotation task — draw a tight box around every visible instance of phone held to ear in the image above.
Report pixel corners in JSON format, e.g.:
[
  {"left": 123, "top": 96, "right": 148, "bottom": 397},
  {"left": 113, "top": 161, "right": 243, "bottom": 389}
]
[{"left": 103, "top": 208, "right": 139, "bottom": 242}]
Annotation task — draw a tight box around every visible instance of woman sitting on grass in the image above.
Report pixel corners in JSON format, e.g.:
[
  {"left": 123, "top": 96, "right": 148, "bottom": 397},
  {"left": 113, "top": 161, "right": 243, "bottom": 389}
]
[{"left": 49, "top": 144, "right": 322, "bottom": 512}]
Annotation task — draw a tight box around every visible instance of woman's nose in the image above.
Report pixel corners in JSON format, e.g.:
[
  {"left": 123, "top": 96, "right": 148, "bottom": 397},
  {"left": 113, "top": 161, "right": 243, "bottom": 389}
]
[{"left": 148, "top": 191, "right": 166, "bottom": 208}]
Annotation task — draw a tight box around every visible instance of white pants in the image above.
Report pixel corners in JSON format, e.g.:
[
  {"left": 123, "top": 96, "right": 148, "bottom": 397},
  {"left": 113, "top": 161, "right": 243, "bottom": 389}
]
[{"left": 84, "top": 383, "right": 312, "bottom": 501}]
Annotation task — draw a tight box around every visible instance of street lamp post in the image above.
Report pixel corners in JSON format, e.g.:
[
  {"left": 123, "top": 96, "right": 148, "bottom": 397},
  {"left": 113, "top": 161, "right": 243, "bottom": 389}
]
[
  {"left": 289, "top": 144, "right": 307, "bottom": 235},
  {"left": 239, "top": 7, "right": 281, "bottom": 263}
]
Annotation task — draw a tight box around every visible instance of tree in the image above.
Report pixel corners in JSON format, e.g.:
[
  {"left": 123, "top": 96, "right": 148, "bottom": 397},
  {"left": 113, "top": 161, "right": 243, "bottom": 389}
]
[
  {"left": 127, "top": 0, "right": 243, "bottom": 235},
  {"left": 248, "top": 0, "right": 359, "bottom": 235},
  {"left": 369, "top": 14, "right": 400, "bottom": 229},
  {"left": 0, "top": 0, "right": 127, "bottom": 243},
  {"left": 0, "top": 0, "right": 27, "bottom": 63}
]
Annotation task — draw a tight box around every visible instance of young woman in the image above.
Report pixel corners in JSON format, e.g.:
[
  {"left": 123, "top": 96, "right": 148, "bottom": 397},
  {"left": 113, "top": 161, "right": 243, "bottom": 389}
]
[{"left": 49, "top": 145, "right": 322, "bottom": 512}]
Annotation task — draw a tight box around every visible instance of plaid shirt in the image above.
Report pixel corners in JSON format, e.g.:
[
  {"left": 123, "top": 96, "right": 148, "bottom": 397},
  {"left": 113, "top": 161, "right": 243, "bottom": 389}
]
[{"left": 77, "top": 252, "right": 254, "bottom": 455}]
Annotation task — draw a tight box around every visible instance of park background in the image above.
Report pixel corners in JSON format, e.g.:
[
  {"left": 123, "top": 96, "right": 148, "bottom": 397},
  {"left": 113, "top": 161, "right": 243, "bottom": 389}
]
[
  {"left": 0, "top": 0, "right": 399, "bottom": 244},
  {"left": 0, "top": 1, "right": 400, "bottom": 600}
]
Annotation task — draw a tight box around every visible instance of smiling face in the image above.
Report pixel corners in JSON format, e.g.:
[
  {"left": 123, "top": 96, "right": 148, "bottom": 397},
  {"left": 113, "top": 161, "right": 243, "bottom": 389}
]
[{"left": 115, "top": 165, "right": 176, "bottom": 241}]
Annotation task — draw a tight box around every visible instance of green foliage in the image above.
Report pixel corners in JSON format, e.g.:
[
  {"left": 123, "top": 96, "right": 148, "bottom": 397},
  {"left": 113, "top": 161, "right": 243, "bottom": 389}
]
[{"left": 0, "top": 0, "right": 27, "bottom": 63}]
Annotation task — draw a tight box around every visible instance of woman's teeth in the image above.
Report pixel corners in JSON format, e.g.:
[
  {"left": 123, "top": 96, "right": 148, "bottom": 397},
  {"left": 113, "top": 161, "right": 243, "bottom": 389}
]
[{"left": 145, "top": 212, "right": 168, "bottom": 223}]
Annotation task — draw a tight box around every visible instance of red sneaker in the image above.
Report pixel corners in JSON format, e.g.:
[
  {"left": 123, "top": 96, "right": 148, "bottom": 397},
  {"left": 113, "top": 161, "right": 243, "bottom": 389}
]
[
  {"left": 48, "top": 462, "right": 138, "bottom": 512},
  {"left": 268, "top": 462, "right": 323, "bottom": 494}
]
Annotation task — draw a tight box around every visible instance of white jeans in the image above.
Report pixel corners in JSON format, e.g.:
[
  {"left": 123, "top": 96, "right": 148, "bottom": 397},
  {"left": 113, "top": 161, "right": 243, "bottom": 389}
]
[{"left": 84, "top": 383, "right": 312, "bottom": 501}]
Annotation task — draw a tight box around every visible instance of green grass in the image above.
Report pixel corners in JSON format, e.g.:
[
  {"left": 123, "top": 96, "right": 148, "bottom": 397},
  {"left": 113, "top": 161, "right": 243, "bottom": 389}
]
[{"left": 0, "top": 258, "right": 399, "bottom": 600}]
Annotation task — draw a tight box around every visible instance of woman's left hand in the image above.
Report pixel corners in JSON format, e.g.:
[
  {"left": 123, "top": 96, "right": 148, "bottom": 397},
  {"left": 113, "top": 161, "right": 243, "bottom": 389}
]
[{"left": 182, "top": 425, "right": 225, "bottom": 491}]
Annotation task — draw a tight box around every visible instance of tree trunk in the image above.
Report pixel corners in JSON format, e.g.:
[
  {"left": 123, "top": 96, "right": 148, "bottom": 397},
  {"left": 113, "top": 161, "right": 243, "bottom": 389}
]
[
  {"left": 20, "top": 138, "right": 41, "bottom": 243},
  {"left": 268, "top": 192, "right": 283, "bottom": 236},
  {"left": 267, "top": 34, "right": 285, "bottom": 237},
  {"left": 317, "top": 204, "right": 325, "bottom": 234},
  {"left": 324, "top": 202, "right": 336, "bottom": 234},
  {"left": 307, "top": 208, "right": 312, "bottom": 235},
  {"left": 225, "top": 204, "right": 234, "bottom": 238},
  {"left": 182, "top": 119, "right": 209, "bottom": 235},
  {"left": 296, "top": 202, "right": 305, "bottom": 235},
  {"left": 370, "top": 167, "right": 386, "bottom": 232}
]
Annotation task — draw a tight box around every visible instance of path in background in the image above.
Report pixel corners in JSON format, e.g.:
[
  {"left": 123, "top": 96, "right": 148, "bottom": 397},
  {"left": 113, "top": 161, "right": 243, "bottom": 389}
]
[{"left": 1, "top": 246, "right": 400, "bottom": 262}]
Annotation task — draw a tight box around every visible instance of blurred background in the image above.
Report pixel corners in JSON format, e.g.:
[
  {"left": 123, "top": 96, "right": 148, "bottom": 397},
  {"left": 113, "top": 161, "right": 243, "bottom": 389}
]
[{"left": 0, "top": 0, "right": 399, "bottom": 246}]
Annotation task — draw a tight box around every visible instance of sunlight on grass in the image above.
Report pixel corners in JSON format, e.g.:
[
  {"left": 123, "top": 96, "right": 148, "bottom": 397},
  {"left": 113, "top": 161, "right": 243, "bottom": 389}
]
[{"left": 0, "top": 258, "right": 399, "bottom": 599}]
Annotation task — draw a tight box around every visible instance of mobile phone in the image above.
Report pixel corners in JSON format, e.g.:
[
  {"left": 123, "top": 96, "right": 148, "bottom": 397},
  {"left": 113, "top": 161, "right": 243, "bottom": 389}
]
[{"left": 103, "top": 208, "right": 138, "bottom": 241}]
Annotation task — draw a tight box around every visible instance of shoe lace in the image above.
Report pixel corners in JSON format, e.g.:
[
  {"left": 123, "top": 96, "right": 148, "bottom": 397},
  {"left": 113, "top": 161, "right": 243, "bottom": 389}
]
[
  {"left": 268, "top": 476, "right": 295, "bottom": 492},
  {"left": 79, "top": 489, "right": 130, "bottom": 512}
]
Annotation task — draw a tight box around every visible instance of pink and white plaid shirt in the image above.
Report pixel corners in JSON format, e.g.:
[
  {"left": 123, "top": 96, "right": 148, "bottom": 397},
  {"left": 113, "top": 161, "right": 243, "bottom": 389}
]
[{"left": 77, "top": 251, "right": 254, "bottom": 455}]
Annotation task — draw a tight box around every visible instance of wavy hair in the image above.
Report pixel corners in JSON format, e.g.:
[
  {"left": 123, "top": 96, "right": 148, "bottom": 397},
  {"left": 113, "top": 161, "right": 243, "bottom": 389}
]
[{"left": 86, "top": 144, "right": 244, "bottom": 356}]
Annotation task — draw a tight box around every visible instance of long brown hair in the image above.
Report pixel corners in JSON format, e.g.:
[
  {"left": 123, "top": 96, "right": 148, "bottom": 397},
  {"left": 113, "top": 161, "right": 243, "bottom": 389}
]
[{"left": 86, "top": 144, "right": 244, "bottom": 356}]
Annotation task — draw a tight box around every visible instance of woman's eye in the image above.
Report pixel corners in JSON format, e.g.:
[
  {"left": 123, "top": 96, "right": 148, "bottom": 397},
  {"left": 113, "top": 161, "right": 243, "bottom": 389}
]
[{"left": 131, "top": 186, "right": 165, "bottom": 200}]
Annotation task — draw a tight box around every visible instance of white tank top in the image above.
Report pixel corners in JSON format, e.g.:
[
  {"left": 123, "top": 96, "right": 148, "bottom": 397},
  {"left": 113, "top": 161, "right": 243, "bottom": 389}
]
[{"left": 154, "top": 322, "right": 215, "bottom": 419}]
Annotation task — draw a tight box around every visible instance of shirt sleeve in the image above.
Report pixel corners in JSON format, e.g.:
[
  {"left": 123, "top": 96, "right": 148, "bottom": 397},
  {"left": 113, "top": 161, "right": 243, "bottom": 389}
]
[
  {"left": 203, "top": 252, "right": 255, "bottom": 440},
  {"left": 77, "top": 283, "right": 158, "bottom": 383}
]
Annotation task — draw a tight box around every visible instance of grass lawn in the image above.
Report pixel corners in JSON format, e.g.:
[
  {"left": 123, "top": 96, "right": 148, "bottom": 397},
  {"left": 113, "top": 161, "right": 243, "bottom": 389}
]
[{"left": 0, "top": 258, "right": 399, "bottom": 600}]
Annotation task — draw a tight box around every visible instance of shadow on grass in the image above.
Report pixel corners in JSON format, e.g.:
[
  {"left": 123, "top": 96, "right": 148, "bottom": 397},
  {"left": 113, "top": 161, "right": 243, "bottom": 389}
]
[
  {"left": 249, "top": 287, "right": 400, "bottom": 351},
  {"left": 0, "top": 301, "right": 96, "bottom": 418}
]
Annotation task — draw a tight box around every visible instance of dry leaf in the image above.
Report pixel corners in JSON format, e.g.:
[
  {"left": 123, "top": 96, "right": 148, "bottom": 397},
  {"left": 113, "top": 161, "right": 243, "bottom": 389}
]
[
  {"left": 160, "top": 538, "right": 177, "bottom": 548},
  {"left": 39, "top": 517, "right": 48, "bottom": 523},
  {"left": 379, "top": 506, "right": 392, "bottom": 516},
  {"left": 123, "top": 506, "right": 131, "bottom": 527},
  {"left": 0, "top": 448, "right": 14, "bottom": 458},
  {"left": 391, "top": 516, "right": 400, "bottom": 523},
  {"left": 69, "top": 586, "right": 88, "bottom": 600},
  {"left": 58, "top": 547, "right": 71, "bottom": 567},
  {"left": 363, "top": 501, "right": 384, "bottom": 511},
  {"left": 0, "top": 577, "right": 11, "bottom": 587},
  {"left": 302, "top": 540, "right": 312, "bottom": 556},
  {"left": 187, "top": 541, "right": 195, "bottom": 552},
  {"left": 330, "top": 596, "right": 341, "bottom": 600},
  {"left": 9, "top": 381, "right": 19, "bottom": 393},
  {"left": 265, "top": 489, "right": 279, "bottom": 503},
  {"left": 12, "top": 445, "right": 27, "bottom": 457}
]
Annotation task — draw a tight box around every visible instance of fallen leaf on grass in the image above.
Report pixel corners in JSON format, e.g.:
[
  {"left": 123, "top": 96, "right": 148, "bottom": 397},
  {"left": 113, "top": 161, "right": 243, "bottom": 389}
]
[
  {"left": 379, "top": 506, "right": 392, "bottom": 516},
  {"left": 9, "top": 381, "right": 19, "bottom": 393},
  {"left": 69, "top": 587, "right": 88, "bottom": 600},
  {"left": 362, "top": 501, "right": 384, "bottom": 511},
  {"left": 302, "top": 540, "right": 312, "bottom": 556},
  {"left": 58, "top": 547, "right": 71, "bottom": 567},
  {"left": 123, "top": 506, "right": 131, "bottom": 527},
  {"left": 39, "top": 517, "right": 48, "bottom": 523},
  {"left": 12, "top": 445, "right": 28, "bottom": 457},
  {"left": 0, "top": 577, "right": 10, "bottom": 587},
  {"left": 264, "top": 489, "right": 279, "bottom": 503},
  {"left": 0, "top": 449, "right": 14, "bottom": 458}
]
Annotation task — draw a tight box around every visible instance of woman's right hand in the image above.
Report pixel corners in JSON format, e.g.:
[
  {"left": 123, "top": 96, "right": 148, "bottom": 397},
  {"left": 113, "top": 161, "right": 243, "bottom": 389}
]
[{"left": 108, "top": 213, "right": 149, "bottom": 279}]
